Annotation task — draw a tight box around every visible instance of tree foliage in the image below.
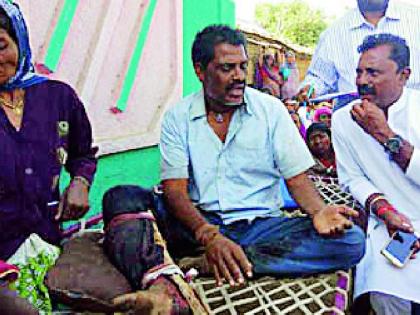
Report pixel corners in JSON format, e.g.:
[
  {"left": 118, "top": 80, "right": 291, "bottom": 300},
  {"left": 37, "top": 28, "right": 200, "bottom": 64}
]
[{"left": 255, "top": 0, "right": 329, "bottom": 48}]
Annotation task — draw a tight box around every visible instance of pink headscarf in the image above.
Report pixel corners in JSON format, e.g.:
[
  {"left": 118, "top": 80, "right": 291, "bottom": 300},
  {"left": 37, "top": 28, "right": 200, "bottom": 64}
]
[{"left": 313, "top": 106, "right": 332, "bottom": 123}]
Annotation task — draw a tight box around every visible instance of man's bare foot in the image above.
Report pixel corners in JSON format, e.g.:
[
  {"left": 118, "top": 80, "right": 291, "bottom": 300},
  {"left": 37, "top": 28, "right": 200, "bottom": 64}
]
[
  {"left": 112, "top": 283, "right": 172, "bottom": 315},
  {"left": 178, "top": 254, "right": 211, "bottom": 275}
]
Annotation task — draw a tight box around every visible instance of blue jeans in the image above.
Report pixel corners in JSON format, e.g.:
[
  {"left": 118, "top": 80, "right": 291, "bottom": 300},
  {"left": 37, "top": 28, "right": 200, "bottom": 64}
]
[{"left": 153, "top": 193, "right": 366, "bottom": 276}]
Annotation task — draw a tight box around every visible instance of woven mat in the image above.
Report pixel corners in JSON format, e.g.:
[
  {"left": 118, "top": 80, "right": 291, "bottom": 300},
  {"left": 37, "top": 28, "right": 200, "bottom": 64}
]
[
  {"left": 308, "top": 175, "right": 367, "bottom": 231},
  {"left": 308, "top": 175, "right": 362, "bottom": 209},
  {"left": 193, "top": 270, "right": 351, "bottom": 315}
]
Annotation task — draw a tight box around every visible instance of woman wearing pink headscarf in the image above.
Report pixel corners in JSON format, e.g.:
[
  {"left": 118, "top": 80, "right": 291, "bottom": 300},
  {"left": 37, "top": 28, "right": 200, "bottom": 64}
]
[{"left": 313, "top": 106, "right": 332, "bottom": 128}]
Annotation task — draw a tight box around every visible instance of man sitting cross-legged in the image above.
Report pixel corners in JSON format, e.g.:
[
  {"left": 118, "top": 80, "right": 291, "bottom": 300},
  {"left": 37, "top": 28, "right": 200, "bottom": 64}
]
[{"left": 154, "top": 24, "right": 365, "bottom": 287}]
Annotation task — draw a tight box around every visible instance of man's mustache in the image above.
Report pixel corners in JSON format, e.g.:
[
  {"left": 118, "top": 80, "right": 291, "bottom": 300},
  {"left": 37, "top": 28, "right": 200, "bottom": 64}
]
[
  {"left": 226, "top": 81, "right": 246, "bottom": 91},
  {"left": 358, "top": 84, "right": 376, "bottom": 96}
]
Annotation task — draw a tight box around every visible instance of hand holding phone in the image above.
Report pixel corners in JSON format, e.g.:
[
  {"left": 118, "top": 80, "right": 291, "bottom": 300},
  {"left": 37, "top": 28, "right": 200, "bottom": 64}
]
[{"left": 381, "top": 231, "right": 419, "bottom": 268}]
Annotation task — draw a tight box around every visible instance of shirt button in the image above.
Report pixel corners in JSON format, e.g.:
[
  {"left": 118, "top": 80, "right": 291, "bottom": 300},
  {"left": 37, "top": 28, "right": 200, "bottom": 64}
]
[{"left": 25, "top": 168, "right": 33, "bottom": 175}]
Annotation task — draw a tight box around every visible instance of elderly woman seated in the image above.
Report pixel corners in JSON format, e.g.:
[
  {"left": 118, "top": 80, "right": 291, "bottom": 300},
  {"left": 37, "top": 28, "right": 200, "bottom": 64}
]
[
  {"left": 0, "top": 1, "right": 98, "bottom": 313},
  {"left": 306, "top": 123, "right": 337, "bottom": 177}
]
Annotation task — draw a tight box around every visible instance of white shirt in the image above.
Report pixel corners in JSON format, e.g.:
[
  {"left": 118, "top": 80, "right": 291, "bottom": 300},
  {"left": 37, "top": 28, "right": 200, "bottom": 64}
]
[
  {"left": 332, "top": 88, "right": 420, "bottom": 302},
  {"left": 302, "top": 1, "right": 420, "bottom": 96}
]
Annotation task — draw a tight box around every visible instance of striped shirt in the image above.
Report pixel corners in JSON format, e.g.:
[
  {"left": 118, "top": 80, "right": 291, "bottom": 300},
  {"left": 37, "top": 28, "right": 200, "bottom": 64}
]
[{"left": 302, "top": 1, "right": 420, "bottom": 96}]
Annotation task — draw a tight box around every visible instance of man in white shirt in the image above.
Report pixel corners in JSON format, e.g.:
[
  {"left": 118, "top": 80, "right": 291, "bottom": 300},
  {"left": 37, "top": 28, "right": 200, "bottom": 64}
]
[
  {"left": 332, "top": 33, "right": 420, "bottom": 314},
  {"left": 299, "top": 0, "right": 420, "bottom": 100}
]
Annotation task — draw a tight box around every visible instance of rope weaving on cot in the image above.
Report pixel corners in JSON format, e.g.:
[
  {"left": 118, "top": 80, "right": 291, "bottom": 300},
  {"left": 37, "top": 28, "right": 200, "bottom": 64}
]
[
  {"left": 307, "top": 175, "right": 367, "bottom": 231},
  {"left": 193, "top": 270, "right": 351, "bottom": 315},
  {"left": 191, "top": 175, "right": 362, "bottom": 314},
  {"left": 309, "top": 175, "right": 358, "bottom": 206},
  {"left": 61, "top": 177, "right": 363, "bottom": 314}
]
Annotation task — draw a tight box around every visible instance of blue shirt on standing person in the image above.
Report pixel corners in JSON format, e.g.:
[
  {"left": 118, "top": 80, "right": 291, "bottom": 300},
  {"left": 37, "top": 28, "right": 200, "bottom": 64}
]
[{"left": 301, "top": 0, "right": 420, "bottom": 97}]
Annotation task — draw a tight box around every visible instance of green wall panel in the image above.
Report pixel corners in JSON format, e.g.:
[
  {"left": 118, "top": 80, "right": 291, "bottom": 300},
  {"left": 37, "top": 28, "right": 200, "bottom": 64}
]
[
  {"left": 183, "top": 0, "right": 235, "bottom": 96},
  {"left": 63, "top": 0, "right": 235, "bottom": 223},
  {"left": 45, "top": 0, "right": 80, "bottom": 72},
  {"left": 61, "top": 146, "right": 160, "bottom": 223},
  {"left": 88, "top": 146, "right": 160, "bottom": 214}
]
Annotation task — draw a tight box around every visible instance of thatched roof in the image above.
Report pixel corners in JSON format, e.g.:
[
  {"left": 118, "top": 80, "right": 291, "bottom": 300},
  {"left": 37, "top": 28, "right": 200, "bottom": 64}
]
[
  {"left": 236, "top": 19, "right": 312, "bottom": 83},
  {"left": 237, "top": 19, "right": 313, "bottom": 57}
]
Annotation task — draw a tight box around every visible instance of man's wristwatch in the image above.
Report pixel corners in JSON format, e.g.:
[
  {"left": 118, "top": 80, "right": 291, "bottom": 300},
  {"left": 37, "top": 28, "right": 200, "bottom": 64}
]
[{"left": 383, "top": 134, "right": 404, "bottom": 155}]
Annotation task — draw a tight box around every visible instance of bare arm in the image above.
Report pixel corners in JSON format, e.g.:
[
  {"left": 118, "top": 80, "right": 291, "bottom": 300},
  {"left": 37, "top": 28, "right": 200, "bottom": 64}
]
[
  {"left": 391, "top": 139, "right": 414, "bottom": 172},
  {"left": 285, "top": 172, "right": 324, "bottom": 217},
  {"left": 276, "top": 50, "right": 285, "bottom": 67},
  {"left": 366, "top": 193, "right": 414, "bottom": 235},
  {"left": 365, "top": 193, "right": 419, "bottom": 257},
  {"left": 286, "top": 172, "right": 359, "bottom": 235},
  {"left": 162, "top": 178, "right": 208, "bottom": 233},
  {"left": 162, "top": 178, "right": 253, "bottom": 286}
]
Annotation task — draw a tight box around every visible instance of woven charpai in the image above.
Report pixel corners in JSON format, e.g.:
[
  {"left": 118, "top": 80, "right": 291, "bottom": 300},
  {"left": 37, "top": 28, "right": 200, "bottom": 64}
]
[
  {"left": 57, "top": 177, "right": 363, "bottom": 314},
  {"left": 193, "top": 270, "right": 351, "bottom": 315},
  {"left": 309, "top": 175, "right": 362, "bottom": 210},
  {"left": 191, "top": 175, "right": 362, "bottom": 315},
  {"left": 308, "top": 175, "right": 367, "bottom": 232}
]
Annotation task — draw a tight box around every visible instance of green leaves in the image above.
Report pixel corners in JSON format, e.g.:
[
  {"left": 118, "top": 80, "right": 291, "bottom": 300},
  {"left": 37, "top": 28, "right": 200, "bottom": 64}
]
[{"left": 255, "top": 0, "right": 328, "bottom": 48}]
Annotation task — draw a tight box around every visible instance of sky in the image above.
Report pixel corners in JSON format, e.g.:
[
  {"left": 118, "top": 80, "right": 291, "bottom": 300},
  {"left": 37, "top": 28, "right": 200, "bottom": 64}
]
[{"left": 235, "top": 0, "right": 420, "bottom": 22}]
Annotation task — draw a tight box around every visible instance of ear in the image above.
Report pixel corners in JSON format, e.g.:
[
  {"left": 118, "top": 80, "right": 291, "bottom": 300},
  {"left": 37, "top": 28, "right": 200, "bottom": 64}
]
[
  {"left": 399, "top": 67, "right": 411, "bottom": 83},
  {"left": 194, "top": 62, "right": 205, "bottom": 82}
]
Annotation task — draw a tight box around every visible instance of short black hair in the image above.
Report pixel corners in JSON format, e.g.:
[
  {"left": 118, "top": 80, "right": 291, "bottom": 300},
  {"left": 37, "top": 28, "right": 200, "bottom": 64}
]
[
  {"left": 192, "top": 24, "right": 247, "bottom": 69},
  {"left": 0, "top": 7, "right": 17, "bottom": 44},
  {"left": 306, "top": 122, "right": 331, "bottom": 145},
  {"left": 102, "top": 185, "right": 154, "bottom": 227},
  {"left": 357, "top": 33, "right": 410, "bottom": 72}
]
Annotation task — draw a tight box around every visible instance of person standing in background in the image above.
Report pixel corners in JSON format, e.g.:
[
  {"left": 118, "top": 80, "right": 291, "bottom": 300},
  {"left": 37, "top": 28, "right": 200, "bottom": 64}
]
[
  {"left": 298, "top": 0, "right": 420, "bottom": 100},
  {"left": 280, "top": 51, "right": 300, "bottom": 99}
]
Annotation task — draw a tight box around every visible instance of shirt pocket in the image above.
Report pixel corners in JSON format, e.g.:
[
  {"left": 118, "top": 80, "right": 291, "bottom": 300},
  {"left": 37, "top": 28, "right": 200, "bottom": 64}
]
[
  {"left": 233, "top": 124, "right": 267, "bottom": 149},
  {"left": 227, "top": 125, "right": 272, "bottom": 172}
]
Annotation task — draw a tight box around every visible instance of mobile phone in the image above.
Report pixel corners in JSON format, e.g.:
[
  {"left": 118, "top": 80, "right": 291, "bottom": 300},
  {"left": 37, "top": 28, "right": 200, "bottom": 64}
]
[{"left": 381, "top": 231, "right": 419, "bottom": 268}]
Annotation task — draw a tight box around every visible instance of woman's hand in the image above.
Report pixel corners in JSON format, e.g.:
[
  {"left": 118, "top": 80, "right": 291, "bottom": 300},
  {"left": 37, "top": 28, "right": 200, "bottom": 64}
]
[{"left": 55, "top": 178, "right": 89, "bottom": 221}]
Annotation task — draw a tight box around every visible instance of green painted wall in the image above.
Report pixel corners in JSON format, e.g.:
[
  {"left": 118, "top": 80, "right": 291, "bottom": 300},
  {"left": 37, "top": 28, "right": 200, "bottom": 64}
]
[
  {"left": 116, "top": 0, "right": 158, "bottom": 111},
  {"left": 61, "top": 146, "right": 160, "bottom": 226},
  {"left": 44, "top": 0, "right": 80, "bottom": 72},
  {"left": 87, "top": 146, "right": 160, "bottom": 217},
  {"left": 64, "top": 1, "right": 235, "bottom": 221},
  {"left": 183, "top": 0, "right": 235, "bottom": 96}
]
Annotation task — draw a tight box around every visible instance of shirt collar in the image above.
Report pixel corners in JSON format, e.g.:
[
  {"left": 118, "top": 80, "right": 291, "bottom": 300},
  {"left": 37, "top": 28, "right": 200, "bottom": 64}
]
[
  {"left": 189, "top": 88, "right": 253, "bottom": 121},
  {"left": 189, "top": 90, "right": 206, "bottom": 120},
  {"left": 388, "top": 87, "right": 407, "bottom": 115},
  {"left": 349, "top": 2, "right": 401, "bottom": 30}
]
